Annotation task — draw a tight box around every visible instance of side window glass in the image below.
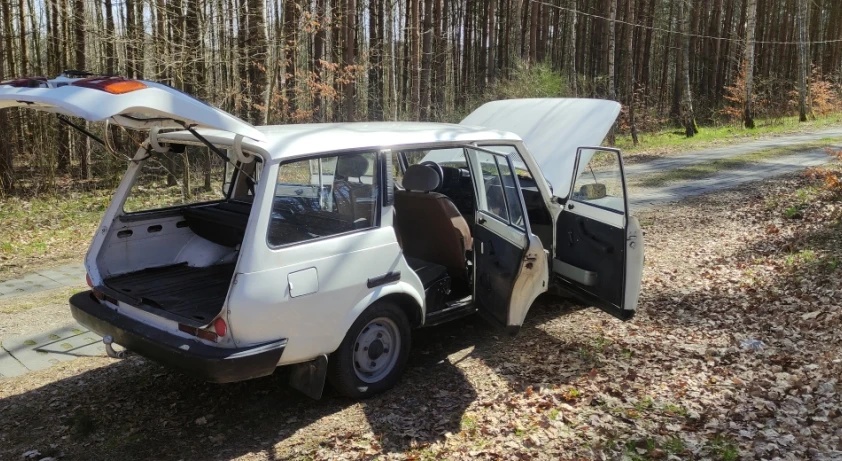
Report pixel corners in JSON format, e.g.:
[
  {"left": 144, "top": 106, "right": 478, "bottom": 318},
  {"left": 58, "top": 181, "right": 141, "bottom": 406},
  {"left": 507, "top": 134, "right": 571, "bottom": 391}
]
[
  {"left": 571, "top": 149, "right": 626, "bottom": 213},
  {"left": 268, "top": 152, "right": 379, "bottom": 247},
  {"left": 474, "top": 149, "right": 527, "bottom": 228},
  {"left": 495, "top": 157, "right": 525, "bottom": 228}
]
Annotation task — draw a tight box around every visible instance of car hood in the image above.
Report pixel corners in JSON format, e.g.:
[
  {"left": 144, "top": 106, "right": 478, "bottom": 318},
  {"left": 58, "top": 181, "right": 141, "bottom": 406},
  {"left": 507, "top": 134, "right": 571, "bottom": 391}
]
[{"left": 460, "top": 98, "right": 621, "bottom": 198}]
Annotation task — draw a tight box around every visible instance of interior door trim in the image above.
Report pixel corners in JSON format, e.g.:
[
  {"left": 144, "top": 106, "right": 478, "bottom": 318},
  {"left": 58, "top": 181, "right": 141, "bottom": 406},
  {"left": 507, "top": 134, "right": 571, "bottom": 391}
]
[{"left": 552, "top": 259, "right": 597, "bottom": 286}]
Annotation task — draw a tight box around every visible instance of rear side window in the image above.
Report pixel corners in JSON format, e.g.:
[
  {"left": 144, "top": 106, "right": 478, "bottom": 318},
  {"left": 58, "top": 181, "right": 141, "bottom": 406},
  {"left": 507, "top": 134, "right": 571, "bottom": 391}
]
[{"left": 267, "top": 152, "right": 379, "bottom": 247}]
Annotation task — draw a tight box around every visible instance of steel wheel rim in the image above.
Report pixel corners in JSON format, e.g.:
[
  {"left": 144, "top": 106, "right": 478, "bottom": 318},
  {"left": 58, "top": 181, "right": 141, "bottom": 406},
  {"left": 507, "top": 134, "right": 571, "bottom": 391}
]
[{"left": 352, "top": 317, "right": 401, "bottom": 384}]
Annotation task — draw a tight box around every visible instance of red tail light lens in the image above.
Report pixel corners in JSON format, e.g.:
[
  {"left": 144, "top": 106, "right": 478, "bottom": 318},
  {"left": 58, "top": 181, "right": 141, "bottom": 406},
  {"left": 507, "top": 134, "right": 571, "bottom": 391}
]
[
  {"left": 0, "top": 77, "right": 48, "bottom": 88},
  {"left": 86, "top": 273, "right": 93, "bottom": 287},
  {"left": 72, "top": 77, "right": 147, "bottom": 94},
  {"left": 213, "top": 318, "right": 227, "bottom": 337}
]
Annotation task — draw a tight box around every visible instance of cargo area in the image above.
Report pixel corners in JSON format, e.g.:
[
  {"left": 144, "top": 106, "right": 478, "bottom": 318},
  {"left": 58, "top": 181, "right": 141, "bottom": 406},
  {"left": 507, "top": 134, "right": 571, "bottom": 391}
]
[{"left": 103, "top": 262, "right": 236, "bottom": 325}]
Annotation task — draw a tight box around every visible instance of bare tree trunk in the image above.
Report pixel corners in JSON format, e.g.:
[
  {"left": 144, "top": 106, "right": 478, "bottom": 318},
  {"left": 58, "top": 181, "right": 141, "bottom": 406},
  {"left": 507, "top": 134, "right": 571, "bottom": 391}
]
[
  {"left": 343, "top": 0, "right": 356, "bottom": 120},
  {"left": 626, "top": 0, "right": 638, "bottom": 145},
  {"left": 743, "top": 0, "right": 757, "bottom": 129},
  {"left": 797, "top": 0, "right": 808, "bottom": 122},
  {"left": 680, "top": 0, "right": 697, "bottom": 137},
  {"left": 105, "top": 0, "right": 116, "bottom": 75},
  {"left": 487, "top": 0, "right": 497, "bottom": 86},
  {"left": 607, "top": 0, "right": 616, "bottom": 144},
  {"left": 0, "top": 5, "right": 12, "bottom": 193},
  {"left": 313, "top": 0, "right": 326, "bottom": 120},
  {"left": 74, "top": 0, "right": 91, "bottom": 179},
  {"left": 409, "top": 0, "right": 420, "bottom": 119},
  {"left": 368, "top": 0, "right": 383, "bottom": 120},
  {"left": 283, "top": 0, "right": 298, "bottom": 119},
  {"left": 247, "top": 0, "right": 267, "bottom": 124},
  {"left": 569, "top": 5, "right": 577, "bottom": 96},
  {"left": 420, "top": 0, "right": 433, "bottom": 120}
]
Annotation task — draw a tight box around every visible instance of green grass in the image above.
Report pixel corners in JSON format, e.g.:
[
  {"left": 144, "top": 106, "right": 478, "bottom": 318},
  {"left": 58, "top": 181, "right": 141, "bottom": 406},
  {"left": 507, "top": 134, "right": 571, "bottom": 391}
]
[
  {"left": 616, "top": 112, "right": 842, "bottom": 155},
  {"left": 707, "top": 435, "right": 739, "bottom": 461},
  {"left": 0, "top": 285, "right": 83, "bottom": 314},
  {"left": 631, "top": 140, "right": 841, "bottom": 188}
]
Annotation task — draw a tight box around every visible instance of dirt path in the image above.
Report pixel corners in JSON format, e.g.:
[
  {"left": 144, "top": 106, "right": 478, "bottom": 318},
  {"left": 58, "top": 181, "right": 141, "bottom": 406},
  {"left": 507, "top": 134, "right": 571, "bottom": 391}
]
[
  {"left": 624, "top": 126, "right": 842, "bottom": 174},
  {"left": 630, "top": 147, "right": 836, "bottom": 210}
]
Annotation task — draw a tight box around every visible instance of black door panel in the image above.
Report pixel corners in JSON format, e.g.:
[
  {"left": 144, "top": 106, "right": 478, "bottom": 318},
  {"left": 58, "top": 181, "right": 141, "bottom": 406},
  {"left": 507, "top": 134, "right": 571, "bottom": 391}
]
[
  {"left": 555, "top": 210, "right": 625, "bottom": 308},
  {"left": 474, "top": 224, "right": 525, "bottom": 327}
]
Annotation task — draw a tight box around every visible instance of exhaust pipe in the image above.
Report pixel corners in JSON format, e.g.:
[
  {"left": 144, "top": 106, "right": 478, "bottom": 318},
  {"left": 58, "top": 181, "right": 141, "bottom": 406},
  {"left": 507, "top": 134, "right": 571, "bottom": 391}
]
[{"left": 102, "top": 335, "right": 128, "bottom": 359}]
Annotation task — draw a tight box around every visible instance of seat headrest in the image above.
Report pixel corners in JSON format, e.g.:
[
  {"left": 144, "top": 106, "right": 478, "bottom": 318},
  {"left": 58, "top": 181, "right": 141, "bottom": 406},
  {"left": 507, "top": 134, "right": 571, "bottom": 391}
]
[
  {"left": 336, "top": 154, "right": 370, "bottom": 179},
  {"left": 403, "top": 164, "right": 441, "bottom": 192}
]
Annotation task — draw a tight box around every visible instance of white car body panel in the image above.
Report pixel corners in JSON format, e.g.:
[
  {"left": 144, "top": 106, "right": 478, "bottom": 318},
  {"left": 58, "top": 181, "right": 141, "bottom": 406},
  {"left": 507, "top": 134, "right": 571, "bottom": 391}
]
[{"left": 460, "top": 98, "right": 621, "bottom": 197}]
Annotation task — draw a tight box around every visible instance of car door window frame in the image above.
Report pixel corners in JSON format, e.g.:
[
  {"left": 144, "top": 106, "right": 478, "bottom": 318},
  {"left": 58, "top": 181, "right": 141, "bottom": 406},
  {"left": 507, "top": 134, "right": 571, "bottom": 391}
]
[
  {"left": 466, "top": 144, "right": 533, "bottom": 236},
  {"left": 568, "top": 146, "right": 629, "bottom": 224}
]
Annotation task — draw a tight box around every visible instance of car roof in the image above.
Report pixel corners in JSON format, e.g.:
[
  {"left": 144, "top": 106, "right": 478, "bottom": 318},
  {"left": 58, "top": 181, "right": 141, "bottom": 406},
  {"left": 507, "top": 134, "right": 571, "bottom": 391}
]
[{"left": 156, "top": 121, "right": 522, "bottom": 161}]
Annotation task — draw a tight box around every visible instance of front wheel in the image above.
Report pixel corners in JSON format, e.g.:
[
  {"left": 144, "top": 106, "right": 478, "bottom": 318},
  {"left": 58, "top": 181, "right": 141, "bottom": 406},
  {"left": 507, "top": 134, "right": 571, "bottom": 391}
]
[{"left": 328, "top": 301, "right": 411, "bottom": 398}]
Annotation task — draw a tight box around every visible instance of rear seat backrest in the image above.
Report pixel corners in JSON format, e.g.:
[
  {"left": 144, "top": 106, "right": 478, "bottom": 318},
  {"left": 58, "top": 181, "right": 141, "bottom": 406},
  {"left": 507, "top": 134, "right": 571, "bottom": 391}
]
[{"left": 182, "top": 201, "right": 252, "bottom": 248}]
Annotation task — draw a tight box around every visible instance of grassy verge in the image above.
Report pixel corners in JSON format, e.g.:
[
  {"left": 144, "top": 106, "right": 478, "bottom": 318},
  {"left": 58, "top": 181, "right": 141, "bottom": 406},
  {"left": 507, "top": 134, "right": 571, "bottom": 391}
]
[
  {"left": 630, "top": 140, "right": 839, "bottom": 188},
  {"left": 0, "top": 285, "right": 83, "bottom": 314},
  {"left": 0, "top": 183, "right": 189, "bottom": 280},
  {"left": 615, "top": 112, "right": 842, "bottom": 156}
]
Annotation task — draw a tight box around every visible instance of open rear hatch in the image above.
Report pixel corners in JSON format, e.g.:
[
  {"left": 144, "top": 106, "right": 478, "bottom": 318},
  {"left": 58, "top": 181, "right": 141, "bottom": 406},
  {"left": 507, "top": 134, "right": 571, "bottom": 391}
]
[
  {"left": 1, "top": 74, "right": 267, "bottom": 328},
  {"left": 0, "top": 75, "right": 265, "bottom": 142}
]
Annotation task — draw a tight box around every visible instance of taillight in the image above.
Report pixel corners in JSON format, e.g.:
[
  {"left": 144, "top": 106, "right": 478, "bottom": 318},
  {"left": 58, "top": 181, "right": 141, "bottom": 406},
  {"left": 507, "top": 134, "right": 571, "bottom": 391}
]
[
  {"left": 86, "top": 273, "right": 93, "bottom": 287},
  {"left": 72, "top": 77, "right": 147, "bottom": 94},
  {"left": 213, "top": 317, "right": 227, "bottom": 337},
  {"left": 0, "top": 77, "right": 48, "bottom": 88}
]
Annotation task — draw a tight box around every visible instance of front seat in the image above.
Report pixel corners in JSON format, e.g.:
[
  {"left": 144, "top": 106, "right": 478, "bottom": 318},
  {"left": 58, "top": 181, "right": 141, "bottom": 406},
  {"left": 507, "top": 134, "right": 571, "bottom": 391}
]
[
  {"left": 333, "top": 154, "right": 374, "bottom": 228},
  {"left": 394, "top": 165, "right": 472, "bottom": 280}
]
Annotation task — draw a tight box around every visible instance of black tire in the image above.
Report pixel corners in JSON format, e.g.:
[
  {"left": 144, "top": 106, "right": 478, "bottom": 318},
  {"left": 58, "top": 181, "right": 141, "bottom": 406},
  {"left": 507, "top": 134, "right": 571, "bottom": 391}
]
[{"left": 328, "top": 301, "right": 412, "bottom": 399}]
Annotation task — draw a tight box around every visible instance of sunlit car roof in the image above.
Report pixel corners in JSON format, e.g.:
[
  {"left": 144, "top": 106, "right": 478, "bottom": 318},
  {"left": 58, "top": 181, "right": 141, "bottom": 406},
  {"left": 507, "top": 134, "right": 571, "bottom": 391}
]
[{"left": 156, "top": 121, "right": 521, "bottom": 162}]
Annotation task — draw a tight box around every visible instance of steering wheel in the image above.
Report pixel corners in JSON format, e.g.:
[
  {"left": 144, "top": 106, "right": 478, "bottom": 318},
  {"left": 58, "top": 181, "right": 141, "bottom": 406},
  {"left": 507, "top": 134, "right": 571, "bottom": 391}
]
[{"left": 419, "top": 161, "right": 445, "bottom": 191}]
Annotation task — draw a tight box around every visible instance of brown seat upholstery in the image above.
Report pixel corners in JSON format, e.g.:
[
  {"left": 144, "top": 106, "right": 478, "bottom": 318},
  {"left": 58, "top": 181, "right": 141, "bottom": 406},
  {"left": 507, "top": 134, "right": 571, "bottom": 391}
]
[
  {"left": 394, "top": 165, "right": 472, "bottom": 280},
  {"left": 333, "top": 154, "right": 375, "bottom": 227}
]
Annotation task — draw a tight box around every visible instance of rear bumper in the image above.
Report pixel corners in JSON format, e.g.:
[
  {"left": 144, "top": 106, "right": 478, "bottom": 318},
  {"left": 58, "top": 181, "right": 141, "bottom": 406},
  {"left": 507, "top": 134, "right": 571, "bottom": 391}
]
[{"left": 69, "top": 291, "right": 286, "bottom": 383}]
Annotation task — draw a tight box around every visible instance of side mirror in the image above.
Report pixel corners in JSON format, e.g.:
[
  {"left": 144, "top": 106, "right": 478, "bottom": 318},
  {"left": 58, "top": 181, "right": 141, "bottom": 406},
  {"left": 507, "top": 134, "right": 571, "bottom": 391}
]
[{"left": 579, "top": 183, "right": 607, "bottom": 200}]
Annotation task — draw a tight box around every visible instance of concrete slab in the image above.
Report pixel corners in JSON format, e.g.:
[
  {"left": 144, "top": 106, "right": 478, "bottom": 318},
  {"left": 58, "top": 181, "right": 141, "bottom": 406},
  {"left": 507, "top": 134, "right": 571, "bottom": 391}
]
[
  {"left": 35, "top": 264, "right": 86, "bottom": 286},
  {"left": 1, "top": 324, "right": 104, "bottom": 373},
  {"left": 0, "top": 273, "right": 62, "bottom": 300},
  {"left": 0, "top": 348, "right": 28, "bottom": 378},
  {"left": 0, "top": 263, "right": 87, "bottom": 300}
]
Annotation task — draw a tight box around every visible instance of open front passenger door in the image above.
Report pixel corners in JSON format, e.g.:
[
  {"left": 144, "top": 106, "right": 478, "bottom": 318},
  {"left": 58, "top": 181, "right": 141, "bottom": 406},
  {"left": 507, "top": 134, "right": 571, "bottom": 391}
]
[
  {"left": 467, "top": 146, "right": 549, "bottom": 335},
  {"left": 552, "top": 147, "right": 644, "bottom": 320}
]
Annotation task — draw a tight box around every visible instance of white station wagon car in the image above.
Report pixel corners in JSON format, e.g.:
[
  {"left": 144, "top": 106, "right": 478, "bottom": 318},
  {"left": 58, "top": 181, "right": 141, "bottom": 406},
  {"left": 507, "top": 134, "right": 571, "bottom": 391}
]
[{"left": 0, "top": 76, "right": 643, "bottom": 399}]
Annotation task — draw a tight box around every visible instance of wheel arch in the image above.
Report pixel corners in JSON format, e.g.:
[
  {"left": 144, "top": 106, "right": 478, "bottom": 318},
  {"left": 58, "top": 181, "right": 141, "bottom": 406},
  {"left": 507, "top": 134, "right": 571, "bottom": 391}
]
[{"left": 337, "top": 282, "right": 424, "bottom": 352}]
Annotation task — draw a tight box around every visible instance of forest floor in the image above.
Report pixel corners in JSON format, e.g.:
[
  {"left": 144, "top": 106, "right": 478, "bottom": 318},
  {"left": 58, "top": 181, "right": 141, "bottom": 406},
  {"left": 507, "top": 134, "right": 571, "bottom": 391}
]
[{"left": 1, "top": 158, "right": 841, "bottom": 459}]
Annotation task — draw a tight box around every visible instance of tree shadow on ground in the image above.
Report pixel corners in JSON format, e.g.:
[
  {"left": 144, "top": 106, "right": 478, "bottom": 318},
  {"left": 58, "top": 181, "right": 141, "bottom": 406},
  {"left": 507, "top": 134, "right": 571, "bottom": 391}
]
[{"left": 0, "top": 296, "right": 592, "bottom": 460}]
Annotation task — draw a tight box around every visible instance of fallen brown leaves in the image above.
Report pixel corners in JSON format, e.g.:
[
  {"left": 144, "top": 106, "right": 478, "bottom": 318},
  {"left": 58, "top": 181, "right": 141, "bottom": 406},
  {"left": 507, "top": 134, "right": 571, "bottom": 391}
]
[{"left": 2, "top": 165, "right": 842, "bottom": 460}]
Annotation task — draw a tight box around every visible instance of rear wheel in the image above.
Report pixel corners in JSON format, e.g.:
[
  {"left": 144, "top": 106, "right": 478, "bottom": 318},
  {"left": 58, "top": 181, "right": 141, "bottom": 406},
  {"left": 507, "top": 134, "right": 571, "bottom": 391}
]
[{"left": 328, "top": 301, "right": 411, "bottom": 398}]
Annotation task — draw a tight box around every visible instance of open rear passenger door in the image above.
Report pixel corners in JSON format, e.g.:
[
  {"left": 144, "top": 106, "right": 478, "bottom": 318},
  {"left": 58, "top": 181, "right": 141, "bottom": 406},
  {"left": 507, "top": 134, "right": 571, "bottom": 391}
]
[
  {"left": 552, "top": 147, "right": 644, "bottom": 320},
  {"left": 467, "top": 146, "right": 549, "bottom": 335},
  {"left": 0, "top": 75, "right": 265, "bottom": 142}
]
